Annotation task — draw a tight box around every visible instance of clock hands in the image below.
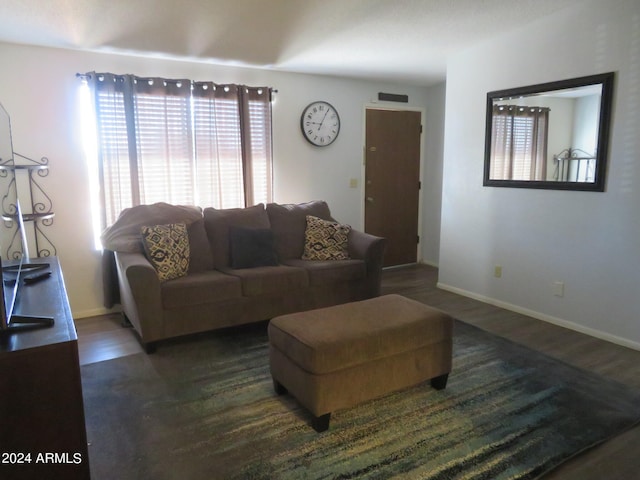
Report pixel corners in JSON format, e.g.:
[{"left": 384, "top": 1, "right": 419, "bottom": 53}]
[{"left": 317, "top": 109, "right": 331, "bottom": 131}]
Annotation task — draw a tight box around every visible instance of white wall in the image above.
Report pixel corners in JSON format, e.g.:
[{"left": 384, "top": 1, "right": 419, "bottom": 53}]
[
  {"left": 421, "top": 82, "right": 446, "bottom": 265},
  {"left": 0, "top": 42, "right": 443, "bottom": 318},
  {"left": 439, "top": 0, "right": 640, "bottom": 348}
]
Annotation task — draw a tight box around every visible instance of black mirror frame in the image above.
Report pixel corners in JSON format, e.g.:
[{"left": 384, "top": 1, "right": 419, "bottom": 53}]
[{"left": 483, "top": 72, "right": 615, "bottom": 192}]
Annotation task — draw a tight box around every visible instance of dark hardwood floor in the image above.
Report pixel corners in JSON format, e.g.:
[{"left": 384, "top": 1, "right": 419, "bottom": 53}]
[{"left": 76, "top": 264, "right": 640, "bottom": 479}]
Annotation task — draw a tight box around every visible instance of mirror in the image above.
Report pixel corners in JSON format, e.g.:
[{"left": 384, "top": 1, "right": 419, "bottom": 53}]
[{"left": 483, "top": 72, "right": 614, "bottom": 191}]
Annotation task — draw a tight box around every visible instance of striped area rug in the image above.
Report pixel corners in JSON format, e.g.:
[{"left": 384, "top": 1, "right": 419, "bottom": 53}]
[{"left": 81, "top": 320, "right": 640, "bottom": 480}]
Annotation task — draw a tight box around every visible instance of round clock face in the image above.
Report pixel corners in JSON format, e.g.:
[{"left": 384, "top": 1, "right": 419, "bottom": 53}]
[{"left": 300, "top": 101, "right": 340, "bottom": 146}]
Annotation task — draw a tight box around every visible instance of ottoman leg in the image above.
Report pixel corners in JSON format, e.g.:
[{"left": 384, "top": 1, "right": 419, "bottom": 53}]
[
  {"left": 273, "top": 379, "right": 288, "bottom": 395},
  {"left": 430, "top": 373, "right": 449, "bottom": 390},
  {"left": 312, "top": 413, "right": 331, "bottom": 433}
]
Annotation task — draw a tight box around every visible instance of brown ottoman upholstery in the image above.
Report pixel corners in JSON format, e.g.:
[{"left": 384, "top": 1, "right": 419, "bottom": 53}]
[{"left": 268, "top": 293, "right": 453, "bottom": 432}]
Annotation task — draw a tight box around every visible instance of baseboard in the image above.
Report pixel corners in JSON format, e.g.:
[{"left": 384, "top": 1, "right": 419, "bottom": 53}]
[
  {"left": 73, "top": 306, "right": 121, "bottom": 320},
  {"left": 437, "top": 282, "right": 640, "bottom": 352},
  {"left": 383, "top": 260, "right": 439, "bottom": 270},
  {"left": 420, "top": 259, "right": 439, "bottom": 268}
]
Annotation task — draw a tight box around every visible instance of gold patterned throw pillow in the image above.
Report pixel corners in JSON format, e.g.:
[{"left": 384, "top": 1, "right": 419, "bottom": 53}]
[
  {"left": 302, "top": 215, "right": 350, "bottom": 261},
  {"left": 141, "top": 223, "right": 190, "bottom": 281}
]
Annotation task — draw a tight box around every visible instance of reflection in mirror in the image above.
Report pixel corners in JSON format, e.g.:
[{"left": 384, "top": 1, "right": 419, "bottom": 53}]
[{"left": 484, "top": 72, "right": 614, "bottom": 191}]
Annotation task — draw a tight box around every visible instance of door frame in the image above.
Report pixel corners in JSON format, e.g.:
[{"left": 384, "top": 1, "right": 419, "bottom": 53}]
[{"left": 361, "top": 104, "right": 426, "bottom": 266}]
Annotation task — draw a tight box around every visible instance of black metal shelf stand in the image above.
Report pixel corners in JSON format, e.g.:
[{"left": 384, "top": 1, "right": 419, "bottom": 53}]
[{"left": 0, "top": 152, "right": 56, "bottom": 259}]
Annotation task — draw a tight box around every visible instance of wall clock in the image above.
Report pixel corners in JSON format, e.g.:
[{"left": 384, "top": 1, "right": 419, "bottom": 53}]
[{"left": 300, "top": 101, "right": 340, "bottom": 146}]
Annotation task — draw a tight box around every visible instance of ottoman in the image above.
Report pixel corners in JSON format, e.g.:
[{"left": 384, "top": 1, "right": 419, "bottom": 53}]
[{"left": 268, "top": 294, "right": 453, "bottom": 432}]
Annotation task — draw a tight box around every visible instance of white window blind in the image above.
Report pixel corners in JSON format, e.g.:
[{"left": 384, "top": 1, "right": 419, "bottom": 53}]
[
  {"left": 491, "top": 105, "right": 549, "bottom": 181},
  {"left": 87, "top": 73, "right": 273, "bottom": 227},
  {"left": 135, "top": 86, "right": 194, "bottom": 206},
  {"left": 507, "top": 114, "right": 534, "bottom": 181},
  {"left": 192, "top": 84, "right": 245, "bottom": 209},
  {"left": 247, "top": 94, "right": 273, "bottom": 205},
  {"left": 95, "top": 87, "right": 132, "bottom": 227}
]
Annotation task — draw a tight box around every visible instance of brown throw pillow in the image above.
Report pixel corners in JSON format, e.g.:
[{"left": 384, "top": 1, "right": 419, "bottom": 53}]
[{"left": 302, "top": 215, "right": 350, "bottom": 261}]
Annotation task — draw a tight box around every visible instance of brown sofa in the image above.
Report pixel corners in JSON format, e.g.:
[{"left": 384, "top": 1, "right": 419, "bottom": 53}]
[{"left": 101, "top": 200, "right": 386, "bottom": 352}]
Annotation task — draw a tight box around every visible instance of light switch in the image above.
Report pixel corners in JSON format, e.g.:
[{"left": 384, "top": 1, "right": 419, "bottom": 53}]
[{"left": 349, "top": 178, "right": 358, "bottom": 188}]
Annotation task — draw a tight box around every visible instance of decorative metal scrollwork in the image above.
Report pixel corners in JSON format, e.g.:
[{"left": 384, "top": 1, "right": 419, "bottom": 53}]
[{"left": 0, "top": 152, "right": 56, "bottom": 259}]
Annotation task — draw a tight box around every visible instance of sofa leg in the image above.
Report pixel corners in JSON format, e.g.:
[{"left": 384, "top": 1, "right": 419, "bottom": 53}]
[
  {"left": 273, "top": 379, "right": 287, "bottom": 395},
  {"left": 312, "top": 413, "right": 331, "bottom": 433},
  {"left": 430, "top": 373, "right": 449, "bottom": 390}
]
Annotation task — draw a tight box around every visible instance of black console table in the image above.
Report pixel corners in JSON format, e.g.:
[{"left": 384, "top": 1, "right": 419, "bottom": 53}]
[{"left": 0, "top": 257, "right": 90, "bottom": 480}]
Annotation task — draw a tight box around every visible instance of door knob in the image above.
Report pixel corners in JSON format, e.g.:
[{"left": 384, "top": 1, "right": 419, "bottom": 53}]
[{"left": 366, "top": 197, "right": 374, "bottom": 203}]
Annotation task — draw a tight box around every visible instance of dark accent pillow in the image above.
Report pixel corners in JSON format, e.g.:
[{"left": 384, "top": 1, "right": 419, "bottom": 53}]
[
  {"left": 203, "top": 204, "right": 270, "bottom": 268},
  {"left": 229, "top": 226, "right": 278, "bottom": 269}
]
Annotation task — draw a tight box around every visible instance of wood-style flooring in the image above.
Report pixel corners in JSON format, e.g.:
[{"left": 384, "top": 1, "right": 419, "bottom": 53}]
[{"left": 76, "top": 264, "right": 640, "bottom": 479}]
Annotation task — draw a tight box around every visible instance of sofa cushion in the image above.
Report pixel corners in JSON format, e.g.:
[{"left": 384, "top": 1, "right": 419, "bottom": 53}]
[
  {"left": 161, "top": 270, "right": 242, "bottom": 309},
  {"left": 221, "top": 265, "right": 308, "bottom": 297},
  {"left": 187, "top": 219, "right": 215, "bottom": 273},
  {"left": 229, "top": 226, "right": 278, "bottom": 269},
  {"left": 203, "top": 204, "right": 270, "bottom": 268},
  {"left": 283, "top": 258, "right": 366, "bottom": 286},
  {"left": 141, "top": 223, "right": 190, "bottom": 281},
  {"left": 266, "top": 201, "right": 334, "bottom": 260},
  {"left": 302, "top": 215, "right": 351, "bottom": 260}
]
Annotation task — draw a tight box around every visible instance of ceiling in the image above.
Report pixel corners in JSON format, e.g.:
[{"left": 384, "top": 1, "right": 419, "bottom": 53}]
[{"left": 0, "top": 0, "right": 578, "bottom": 86}]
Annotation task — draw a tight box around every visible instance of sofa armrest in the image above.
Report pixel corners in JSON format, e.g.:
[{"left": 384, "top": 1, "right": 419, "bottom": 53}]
[
  {"left": 348, "top": 229, "right": 386, "bottom": 263},
  {"left": 348, "top": 230, "right": 386, "bottom": 296},
  {"left": 114, "top": 251, "right": 164, "bottom": 346}
]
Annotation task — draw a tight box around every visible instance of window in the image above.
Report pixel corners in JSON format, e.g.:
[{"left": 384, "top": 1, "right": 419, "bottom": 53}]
[
  {"left": 490, "top": 105, "right": 549, "bottom": 181},
  {"left": 81, "top": 73, "right": 273, "bottom": 230}
]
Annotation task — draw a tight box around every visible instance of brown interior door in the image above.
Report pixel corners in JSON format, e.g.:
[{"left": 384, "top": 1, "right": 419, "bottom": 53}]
[{"left": 365, "top": 109, "right": 421, "bottom": 267}]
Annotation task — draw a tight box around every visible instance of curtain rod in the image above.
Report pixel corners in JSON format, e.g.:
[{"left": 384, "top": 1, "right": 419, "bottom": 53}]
[{"left": 75, "top": 73, "right": 277, "bottom": 93}]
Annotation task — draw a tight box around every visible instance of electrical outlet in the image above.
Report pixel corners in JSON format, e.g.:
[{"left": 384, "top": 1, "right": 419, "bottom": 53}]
[
  {"left": 494, "top": 265, "right": 502, "bottom": 278},
  {"left": 553, "top": 281, "right": 564, "bottom": 297}
]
